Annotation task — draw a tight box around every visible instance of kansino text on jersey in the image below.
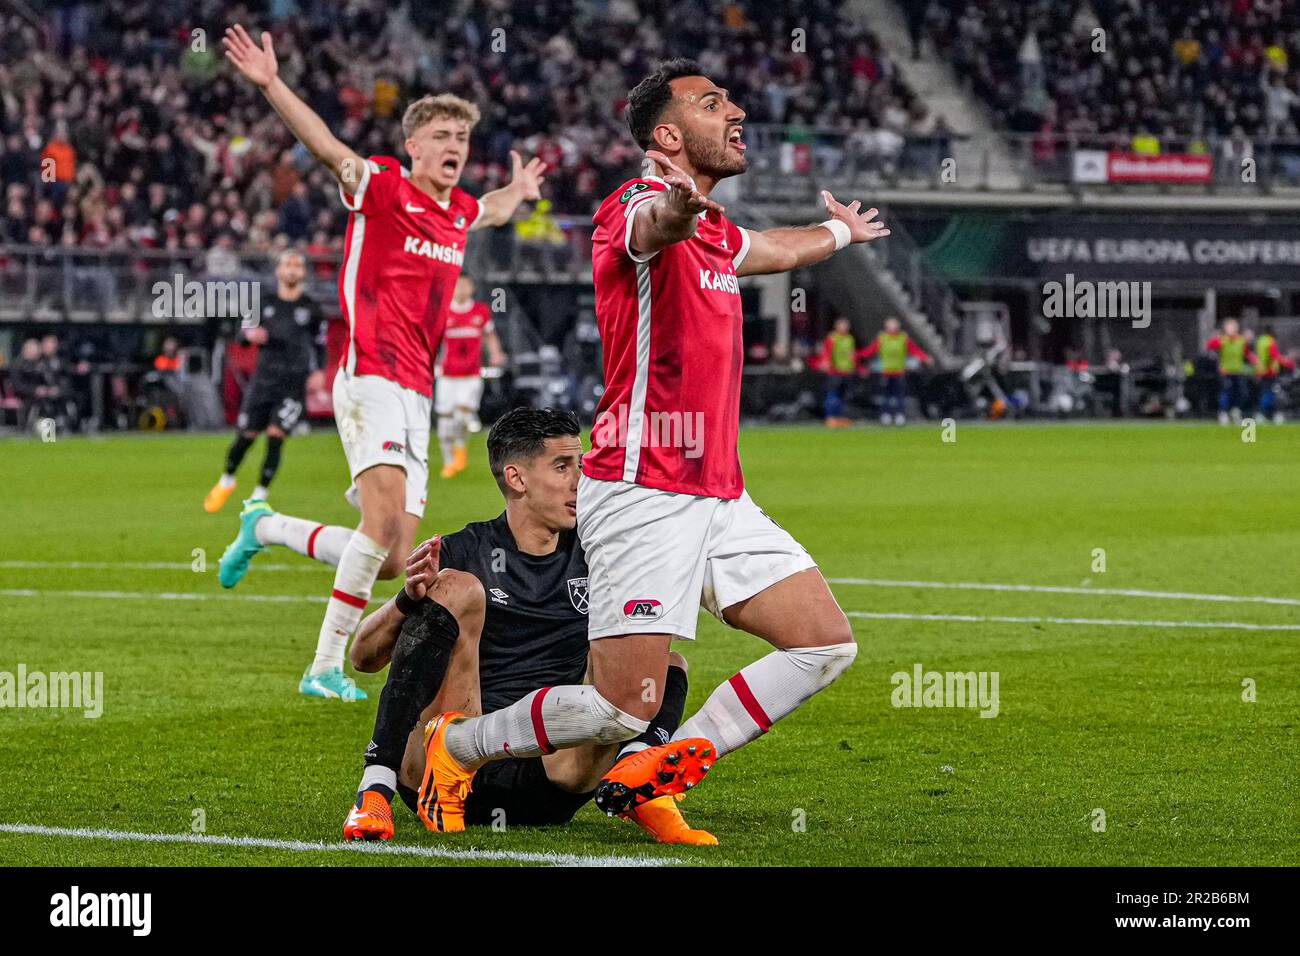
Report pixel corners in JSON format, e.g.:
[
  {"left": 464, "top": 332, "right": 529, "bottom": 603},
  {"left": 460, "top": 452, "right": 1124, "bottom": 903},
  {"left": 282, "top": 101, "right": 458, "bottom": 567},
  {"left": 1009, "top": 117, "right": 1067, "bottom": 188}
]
[{"left": 403, "top": 236, "right": 465, "bottom": 266}]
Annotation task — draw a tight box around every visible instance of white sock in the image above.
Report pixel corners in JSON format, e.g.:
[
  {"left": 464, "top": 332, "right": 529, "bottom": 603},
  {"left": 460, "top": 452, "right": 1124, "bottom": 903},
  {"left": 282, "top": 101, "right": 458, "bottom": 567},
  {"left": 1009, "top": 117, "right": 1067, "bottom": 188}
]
[
  {"left": 674, "top": 643, "right": 857, "bottom": 756},
  {"left": 219, "top": 473, "right": 236, "bottom": 489},
  {"left": 310, "top": 531, "right": 388, "bottom": 674},
  {"left": 255, "top": 513, "right": 352, "bottom": 566},
  {"left": 253, "top": 484, "right": 269, "bottom": 500},
  {"left": 454, "top": 408, "right": 471, "bottom": 445},
  {"left": 437, "top": 416, "right": 457, "bottom": 465},
  {"left": 359, "top": 765, "right": 397, "bottom": 794},
  {"left": 444, "top": 685, "right": 649, "bottom": 769}
]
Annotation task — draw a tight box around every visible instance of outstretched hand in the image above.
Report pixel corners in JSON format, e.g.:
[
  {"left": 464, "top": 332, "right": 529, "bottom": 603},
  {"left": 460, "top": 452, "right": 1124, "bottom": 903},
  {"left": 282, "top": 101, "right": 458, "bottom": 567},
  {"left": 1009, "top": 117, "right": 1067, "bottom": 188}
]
[
  {"left": 821, "top": 190, "right": 890, "bottom": 243},
  {"left": 510, "top": 150, "right": 547, "bottom": 201},
  {"left": 646, "top": 150, "right": 725, "bottom": 216},
  {"left": 223, "top": 24, "right": 278, "bottom": 88}
]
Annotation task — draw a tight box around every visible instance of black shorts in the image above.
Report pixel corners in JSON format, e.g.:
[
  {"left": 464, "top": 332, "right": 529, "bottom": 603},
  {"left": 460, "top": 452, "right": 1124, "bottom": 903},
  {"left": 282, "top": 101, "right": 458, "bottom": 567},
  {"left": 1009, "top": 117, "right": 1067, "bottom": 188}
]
[
  {"left": 396, "top": 758, "right": 593, "bottom": 827},
  {"left": 238, "top": 370, "right": 305, "bottom": 432},
  {"left": 465, "top": 758, "right": 593, "bottom": 827}
]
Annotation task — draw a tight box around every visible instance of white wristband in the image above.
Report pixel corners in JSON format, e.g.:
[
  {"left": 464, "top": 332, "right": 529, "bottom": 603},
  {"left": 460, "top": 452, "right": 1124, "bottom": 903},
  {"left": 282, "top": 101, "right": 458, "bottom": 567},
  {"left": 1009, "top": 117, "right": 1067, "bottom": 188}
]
[{"left": 821, "top": 219, "right": 852, "bottom": 251}]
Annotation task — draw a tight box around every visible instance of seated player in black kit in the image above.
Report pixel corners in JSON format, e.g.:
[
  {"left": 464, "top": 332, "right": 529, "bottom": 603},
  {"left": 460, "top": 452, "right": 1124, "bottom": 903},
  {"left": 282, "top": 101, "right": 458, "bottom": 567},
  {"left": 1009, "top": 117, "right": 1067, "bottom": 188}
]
[
  {"left": 342, "top": 407, "right": 715, "bottom": 844},
  {"left": 204, "top": 249, "right": 324, "bottom": 512}
]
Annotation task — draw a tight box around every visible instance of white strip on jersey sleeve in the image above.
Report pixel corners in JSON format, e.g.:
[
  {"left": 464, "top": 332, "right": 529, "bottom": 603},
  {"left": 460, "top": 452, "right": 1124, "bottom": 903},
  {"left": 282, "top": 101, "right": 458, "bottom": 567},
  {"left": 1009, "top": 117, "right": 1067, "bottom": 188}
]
[
  {"left": 467, "top": 196, "right": 487, "bottom": 231},
  {"left": 623, "top": 193, "right": 661, "bottom": 264},
  {"left": 337, "top": 159, "right": 379, "bottom": 211},
  {"left": 733, "top": 227, "right": 752, "bottom": 269}
]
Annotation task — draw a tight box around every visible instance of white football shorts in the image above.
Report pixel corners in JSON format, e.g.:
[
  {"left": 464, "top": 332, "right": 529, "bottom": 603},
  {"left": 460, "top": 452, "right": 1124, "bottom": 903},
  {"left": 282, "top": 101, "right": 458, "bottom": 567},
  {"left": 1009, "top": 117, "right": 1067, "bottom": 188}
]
[
  {"left": 434, "top": 375, "right": 484, "bottom": 416},
  {"left": 576, "top": 475, "right": 817, "bottom": 641},
  {"left": 332, "top": 371, "right": 431, "bottom": 518}
]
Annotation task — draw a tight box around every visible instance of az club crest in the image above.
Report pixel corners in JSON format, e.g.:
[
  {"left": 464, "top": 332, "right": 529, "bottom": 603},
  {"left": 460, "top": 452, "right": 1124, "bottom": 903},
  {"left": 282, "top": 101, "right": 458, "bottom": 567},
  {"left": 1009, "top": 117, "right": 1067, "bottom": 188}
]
[{"left": 567, "top": 577, "right": 589, "bottom": 614}]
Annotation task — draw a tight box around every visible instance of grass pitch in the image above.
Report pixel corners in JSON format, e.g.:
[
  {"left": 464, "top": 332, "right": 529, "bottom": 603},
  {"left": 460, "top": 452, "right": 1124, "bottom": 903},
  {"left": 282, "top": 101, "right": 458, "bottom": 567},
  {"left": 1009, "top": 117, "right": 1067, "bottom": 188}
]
[{"left": 1, "top": 421, "right": 1296, "bottom": 866}]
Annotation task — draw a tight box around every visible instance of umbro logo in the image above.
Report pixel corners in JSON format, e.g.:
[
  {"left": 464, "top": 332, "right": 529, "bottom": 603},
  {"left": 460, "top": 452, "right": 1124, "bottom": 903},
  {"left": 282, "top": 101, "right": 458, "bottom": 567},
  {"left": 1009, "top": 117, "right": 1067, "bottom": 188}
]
[
  {"left": 489, "top": 588, "right": 509, "bottom": 605},
  {"left": 405, "top": 202, "right": 426, "bottom": 213}
]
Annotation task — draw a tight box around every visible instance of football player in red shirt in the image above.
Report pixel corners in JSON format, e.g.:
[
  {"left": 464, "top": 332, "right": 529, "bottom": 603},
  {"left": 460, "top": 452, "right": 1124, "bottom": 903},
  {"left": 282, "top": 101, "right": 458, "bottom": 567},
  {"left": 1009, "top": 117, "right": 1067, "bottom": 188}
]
[
  {"left": 436, "top": 274, "right": 505, "bottom": 478},
  {"left": 216, "top": 25, "right": 545, "bottom": 702},
  {"left": 418, "top": 59, "right": 890, "bottom": 839}
]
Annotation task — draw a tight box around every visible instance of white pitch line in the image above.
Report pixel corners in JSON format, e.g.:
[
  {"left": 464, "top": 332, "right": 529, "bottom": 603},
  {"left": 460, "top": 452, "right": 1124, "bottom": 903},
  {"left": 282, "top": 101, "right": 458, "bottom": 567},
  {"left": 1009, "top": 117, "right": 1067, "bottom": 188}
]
[
  {"left": 0, "top": 560, "right": 322, "bottom": 573},
  {"left": 847, "top": 611, "right": 1300, "bottom": 632},
  {"left": 0, "top": 588, "right": 327, "bottom": 604},
  {"left": 2, "top": 588, "right": 1293, "bottom": 632},
  {"left": 0, "top": 823, "right": 681, "bottom": 868},
  {"left": 829, "top": 577, "right": 1300, "bottom": 608}
]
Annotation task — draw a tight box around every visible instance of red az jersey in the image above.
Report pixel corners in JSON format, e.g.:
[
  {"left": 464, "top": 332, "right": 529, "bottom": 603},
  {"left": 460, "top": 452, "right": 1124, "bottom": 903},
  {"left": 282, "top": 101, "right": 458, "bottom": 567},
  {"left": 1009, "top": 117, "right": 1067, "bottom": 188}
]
[
  {"left": 338, "top": 155, "right": 483, "bottom": 396},
  {"left": 585, "top": 177, "right": 751, "bottom": 499},
  {"left": 439, "top": 300, "right": 494, "bottom": 377}
]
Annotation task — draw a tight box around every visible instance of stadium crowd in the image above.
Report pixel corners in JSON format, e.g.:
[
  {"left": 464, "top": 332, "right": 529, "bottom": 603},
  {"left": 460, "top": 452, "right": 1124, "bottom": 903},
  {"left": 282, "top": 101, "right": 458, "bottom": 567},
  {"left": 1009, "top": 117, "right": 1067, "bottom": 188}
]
[
  {"left": 926, "top": 0, "right": 1300, "bottom": 155},
  {"left": 0, "top": 0, "right": 911, "bottom": 258}
]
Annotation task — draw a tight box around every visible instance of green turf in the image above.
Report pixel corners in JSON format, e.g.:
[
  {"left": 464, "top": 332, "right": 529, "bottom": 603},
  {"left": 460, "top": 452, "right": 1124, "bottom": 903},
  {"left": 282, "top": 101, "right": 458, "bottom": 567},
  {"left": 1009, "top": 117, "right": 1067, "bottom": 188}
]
[{"left": 0, "top": 422, "right": 1296, "bottom": 866}]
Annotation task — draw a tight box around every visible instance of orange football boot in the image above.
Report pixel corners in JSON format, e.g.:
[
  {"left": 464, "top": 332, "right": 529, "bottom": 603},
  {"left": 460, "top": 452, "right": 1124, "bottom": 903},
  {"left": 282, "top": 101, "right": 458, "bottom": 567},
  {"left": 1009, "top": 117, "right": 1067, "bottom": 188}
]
[
  {"left": 204, "top": 480, "right": 236, "bottom": 513},
  {"left": 343, "top": 789, "right": 394, "bottom": 841},
  {"left": 452, "top": 445, "right": 469, "bottom": 473},
  {"left": 593, "top": 737, "right": 716, "bottom": 816},
  {"left": 624, "top": 794, "right": 718, "bottom": 845},
  {"left": 417, "top": 712, "right": 476, "bottom": 832}
]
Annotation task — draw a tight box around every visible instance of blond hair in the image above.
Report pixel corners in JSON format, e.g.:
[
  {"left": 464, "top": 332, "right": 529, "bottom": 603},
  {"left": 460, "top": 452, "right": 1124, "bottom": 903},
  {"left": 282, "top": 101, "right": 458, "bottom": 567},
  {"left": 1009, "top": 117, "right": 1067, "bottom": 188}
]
[{"left": 402, "top": 94, "right": 481, "bottom": 138}]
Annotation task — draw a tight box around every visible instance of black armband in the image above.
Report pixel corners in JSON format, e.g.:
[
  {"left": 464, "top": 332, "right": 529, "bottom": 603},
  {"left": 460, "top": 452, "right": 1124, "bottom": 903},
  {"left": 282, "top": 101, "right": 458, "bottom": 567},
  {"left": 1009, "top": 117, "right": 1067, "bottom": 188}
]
[{"left": 394, "top": 588, "right": 422, "bottom": 617}]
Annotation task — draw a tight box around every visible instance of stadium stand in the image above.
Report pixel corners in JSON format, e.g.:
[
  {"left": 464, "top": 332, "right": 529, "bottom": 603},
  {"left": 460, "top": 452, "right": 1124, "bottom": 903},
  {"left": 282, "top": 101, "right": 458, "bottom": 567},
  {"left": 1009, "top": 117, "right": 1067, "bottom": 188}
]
[
  {"left": 0, "top": 0, "right": 912, "bottom": 250},
  {"left": 927, "top": 0, "right": 1300, "bottom": 146},
  {"left": 0, "top": 0, "right": 1297, "bottom": 432}
]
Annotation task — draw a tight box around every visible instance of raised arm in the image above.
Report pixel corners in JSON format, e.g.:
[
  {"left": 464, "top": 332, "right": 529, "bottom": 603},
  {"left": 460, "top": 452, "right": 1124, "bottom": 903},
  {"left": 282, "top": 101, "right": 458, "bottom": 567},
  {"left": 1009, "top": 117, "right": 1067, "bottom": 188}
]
[
  {"left": 629, "top": 150, "right": 727, "bottom": 258},
  {"left": 222, "top": 24, "right": 366, "bottom": 193},
  {"left": 738, "top": 190, "right": 890, "bottom": 276},
  {"left": 472, "top": 150, "right": 547, "bottom": 230},
  {"left": 350, "top": 537, "right": 441, "bottom": 673}
]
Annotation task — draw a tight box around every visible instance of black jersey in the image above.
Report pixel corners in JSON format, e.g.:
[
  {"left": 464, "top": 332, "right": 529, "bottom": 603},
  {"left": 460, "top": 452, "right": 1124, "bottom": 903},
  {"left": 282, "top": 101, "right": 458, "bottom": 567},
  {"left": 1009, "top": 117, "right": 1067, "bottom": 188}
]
[
  {"left": 428, "top": 512, "right": 589, "bottom": 712},
  {"left": 250, "top": 292, "right": 323, "bottom": 378}
]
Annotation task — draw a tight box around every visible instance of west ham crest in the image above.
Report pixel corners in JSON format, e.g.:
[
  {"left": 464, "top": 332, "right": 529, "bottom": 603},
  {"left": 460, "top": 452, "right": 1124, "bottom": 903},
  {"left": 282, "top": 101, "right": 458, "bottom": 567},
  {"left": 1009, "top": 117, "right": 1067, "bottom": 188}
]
[{"left": 567, "top": 577, "right": 589, "bottom": 614}]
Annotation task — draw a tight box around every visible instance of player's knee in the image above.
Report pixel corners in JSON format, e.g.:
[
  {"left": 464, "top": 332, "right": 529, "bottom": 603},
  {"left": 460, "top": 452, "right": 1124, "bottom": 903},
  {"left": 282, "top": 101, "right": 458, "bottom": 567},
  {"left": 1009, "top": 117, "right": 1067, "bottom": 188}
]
[
  {"left": 787, "top": 639, "right": 857, "bottom": 685},
  {"left": 429, "top": 569, "right": 485, "bottom": 625},
  {"left": 363, "top": 508, "right": 406, "bottom": 564},
  {"left": 377, "top": 549, "right": 406, "bottom": 580},
  {"left": 812, "top": 604, "right": 855, "bottom": 648},
  {"left": 266, "top": 425, "right": 286, "bottom": 440},
  {"left": 667, "top": 651, "right": 688, "bottom": 674},
  {"left": 587, "top": 689, "right": 651, "bottom": 744},
  {"left": 241, "top": 429, "right": 259, "bottom": 440}
]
